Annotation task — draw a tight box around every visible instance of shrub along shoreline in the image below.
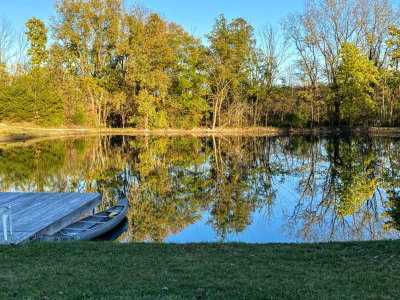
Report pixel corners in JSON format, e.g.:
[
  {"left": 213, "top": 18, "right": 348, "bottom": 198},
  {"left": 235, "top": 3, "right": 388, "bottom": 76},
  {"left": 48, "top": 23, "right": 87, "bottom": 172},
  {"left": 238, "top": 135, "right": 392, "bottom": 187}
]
[{"left": 0, "top": 240, "right": 399, "bottom": 299}]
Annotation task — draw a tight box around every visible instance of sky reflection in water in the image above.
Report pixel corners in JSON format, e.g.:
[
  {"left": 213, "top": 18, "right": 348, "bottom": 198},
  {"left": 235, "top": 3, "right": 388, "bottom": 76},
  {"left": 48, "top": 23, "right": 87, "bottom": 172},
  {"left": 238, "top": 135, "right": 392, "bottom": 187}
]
[{"left": 1, "top": 134, "right": 399, "bottom": 243}]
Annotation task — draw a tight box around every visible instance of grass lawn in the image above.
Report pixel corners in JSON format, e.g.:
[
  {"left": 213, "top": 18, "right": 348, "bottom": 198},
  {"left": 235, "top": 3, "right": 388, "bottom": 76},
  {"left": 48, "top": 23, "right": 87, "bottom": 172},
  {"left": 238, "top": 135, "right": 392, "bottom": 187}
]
[{"left": 0, "top": 240, "right": 399, "bottom": 299}]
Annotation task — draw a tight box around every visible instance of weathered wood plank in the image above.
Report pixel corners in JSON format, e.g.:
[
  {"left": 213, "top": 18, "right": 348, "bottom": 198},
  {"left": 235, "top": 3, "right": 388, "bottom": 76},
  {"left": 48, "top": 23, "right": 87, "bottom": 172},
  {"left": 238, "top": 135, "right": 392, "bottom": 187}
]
[
  {"left": 0, "top": 192, "right": 102, "bottom": 244},
  {"left": 0, "top": 192, "right": 32, "bottom": 206},
  {"left": 37, "top": 194, "right": 102, "bottom": 236}
]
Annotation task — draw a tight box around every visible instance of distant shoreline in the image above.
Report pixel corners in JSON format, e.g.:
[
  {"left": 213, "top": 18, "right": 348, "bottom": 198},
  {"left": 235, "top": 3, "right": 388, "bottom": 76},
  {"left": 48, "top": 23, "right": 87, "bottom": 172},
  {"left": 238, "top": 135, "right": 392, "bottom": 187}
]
[{"left": 2, "top": 122, "right": 400, "bottom": 144}]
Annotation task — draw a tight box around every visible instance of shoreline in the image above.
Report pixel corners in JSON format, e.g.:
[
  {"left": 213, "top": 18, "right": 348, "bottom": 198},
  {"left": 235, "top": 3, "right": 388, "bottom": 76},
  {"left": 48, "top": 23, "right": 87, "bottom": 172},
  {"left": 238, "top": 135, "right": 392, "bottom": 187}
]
[{"left": 2, "top": 122, "right": 400, "bottom": 144}]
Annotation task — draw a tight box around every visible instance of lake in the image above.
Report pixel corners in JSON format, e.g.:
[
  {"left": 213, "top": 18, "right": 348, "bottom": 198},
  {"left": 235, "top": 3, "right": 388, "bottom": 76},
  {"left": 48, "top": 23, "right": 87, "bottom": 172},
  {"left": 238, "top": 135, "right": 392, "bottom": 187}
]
[{"left": 1, "top": 134, "right": 399, "bottom": 243}]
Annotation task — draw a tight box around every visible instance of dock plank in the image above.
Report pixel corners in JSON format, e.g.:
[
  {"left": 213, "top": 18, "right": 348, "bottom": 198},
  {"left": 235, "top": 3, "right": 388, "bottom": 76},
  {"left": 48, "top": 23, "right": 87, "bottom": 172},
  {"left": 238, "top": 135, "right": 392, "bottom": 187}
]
[{"left": 0, "top": 192, "right": 102, "bottom": 244}]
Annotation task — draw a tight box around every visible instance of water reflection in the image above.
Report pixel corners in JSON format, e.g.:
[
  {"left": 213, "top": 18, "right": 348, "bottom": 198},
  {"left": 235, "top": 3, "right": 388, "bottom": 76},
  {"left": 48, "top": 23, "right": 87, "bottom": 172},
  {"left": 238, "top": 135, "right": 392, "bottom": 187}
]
[{"left": 0, "top": 134, "right": 399, "bottom": 243}]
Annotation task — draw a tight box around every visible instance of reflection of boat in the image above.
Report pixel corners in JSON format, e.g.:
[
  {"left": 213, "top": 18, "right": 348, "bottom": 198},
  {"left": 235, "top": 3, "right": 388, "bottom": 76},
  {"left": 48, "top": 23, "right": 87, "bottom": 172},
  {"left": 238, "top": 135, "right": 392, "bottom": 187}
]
[
  {"left": 95, "top": 217, "right": 128, "bottom": 241},
  {"left": 40, "top": 198, "right": 128, "bottom": 242}
]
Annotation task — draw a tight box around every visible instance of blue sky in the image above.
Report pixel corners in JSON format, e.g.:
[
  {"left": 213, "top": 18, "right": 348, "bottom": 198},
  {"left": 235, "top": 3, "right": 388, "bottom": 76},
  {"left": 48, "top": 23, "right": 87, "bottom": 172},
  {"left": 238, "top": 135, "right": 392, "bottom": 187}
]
[
  {"left": 0, "top": 0, "right": 304, "bottom": 39},
  {"left": 140, "top": 0, "right": 304, "bottom": 38}
]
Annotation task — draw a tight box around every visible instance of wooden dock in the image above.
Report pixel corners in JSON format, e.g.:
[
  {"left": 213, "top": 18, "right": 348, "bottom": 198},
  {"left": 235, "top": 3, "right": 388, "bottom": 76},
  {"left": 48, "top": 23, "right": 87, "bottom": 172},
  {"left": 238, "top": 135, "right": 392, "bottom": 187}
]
[{"left": 0, "top": 192, "right": 102, "bottom": 244}]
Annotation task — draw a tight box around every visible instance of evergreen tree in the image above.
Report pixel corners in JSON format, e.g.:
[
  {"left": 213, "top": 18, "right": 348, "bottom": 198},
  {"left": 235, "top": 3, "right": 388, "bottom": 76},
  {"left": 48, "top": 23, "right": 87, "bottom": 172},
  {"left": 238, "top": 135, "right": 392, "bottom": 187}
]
[
  {"left": 25, "top": 17, "right": 64, "bottom": 126},
  {"left": 25, "top": 17, "right": 48, "bottom": 67}
]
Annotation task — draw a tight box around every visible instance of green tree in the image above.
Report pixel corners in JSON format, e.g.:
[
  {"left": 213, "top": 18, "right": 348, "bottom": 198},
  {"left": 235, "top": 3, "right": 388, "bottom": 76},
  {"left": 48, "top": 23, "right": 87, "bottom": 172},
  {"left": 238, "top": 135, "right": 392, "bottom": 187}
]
[
  {"left": 0, "top": 71, "right": 64, "bottom": 126},
  {"left": 24, "top": 18, "right": 65, "bottom": 126},
  {"left": 123, "top": 11, "right": 177, "bottom": 129},
  {"left": 0, "top": 62, "right": 7, "bottom": 85},
  {"left": 206, "top": 15, "right": 255, "bottom": 129},
  {"left": 25, "top": 17, "right": 48, "bottom": 67},
  {"left": 166, "top": 25, "right": 209, "bottom": 128},
  {"left": 53, "top": 0, "right": 123, "bottom": 125},
  {"left": 0, "top": 74, "right": 33, "bottom": 122},
  {"left": 387, "top": 25, "right": 400, "bottom": 69},
  {"left": 337, "top": 43, "right": 379, "bottom": 125}
]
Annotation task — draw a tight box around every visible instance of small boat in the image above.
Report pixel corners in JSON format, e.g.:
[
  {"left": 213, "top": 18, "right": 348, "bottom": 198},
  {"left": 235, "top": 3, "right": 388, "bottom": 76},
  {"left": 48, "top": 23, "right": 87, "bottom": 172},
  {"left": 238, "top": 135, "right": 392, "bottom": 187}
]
[{"left": 40, "top": 198, "right": 128, "bottom": 242}]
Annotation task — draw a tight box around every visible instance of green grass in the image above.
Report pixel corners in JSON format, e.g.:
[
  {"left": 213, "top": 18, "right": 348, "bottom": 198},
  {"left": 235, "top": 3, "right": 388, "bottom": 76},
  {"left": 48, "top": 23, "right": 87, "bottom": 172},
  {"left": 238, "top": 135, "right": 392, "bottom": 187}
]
[{"left": 0, "top": 241, "right": 399, "bottom": 299}]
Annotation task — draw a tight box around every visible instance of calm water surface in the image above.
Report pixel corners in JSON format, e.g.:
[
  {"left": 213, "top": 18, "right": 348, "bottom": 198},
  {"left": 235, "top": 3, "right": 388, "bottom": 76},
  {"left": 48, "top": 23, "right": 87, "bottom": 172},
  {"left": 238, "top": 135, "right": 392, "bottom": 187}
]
[{"left": 1, "top": 134, "right": 399, "bottom": 243}]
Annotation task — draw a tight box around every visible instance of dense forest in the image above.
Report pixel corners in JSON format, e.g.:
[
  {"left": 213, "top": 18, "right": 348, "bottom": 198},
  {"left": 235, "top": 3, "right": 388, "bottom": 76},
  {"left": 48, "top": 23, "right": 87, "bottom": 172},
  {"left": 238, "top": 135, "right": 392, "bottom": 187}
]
[{"left": 1, "top": 0, "right": 400, "bottom": 128}]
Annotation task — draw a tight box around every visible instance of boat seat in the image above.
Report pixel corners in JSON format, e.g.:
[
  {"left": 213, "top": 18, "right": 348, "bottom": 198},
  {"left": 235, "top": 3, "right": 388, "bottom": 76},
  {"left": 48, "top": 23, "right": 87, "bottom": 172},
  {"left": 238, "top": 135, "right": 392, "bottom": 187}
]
[
  {"left": 78, "top": 220, "right": 108, "bottom": 224},
  {"left": 59, "top": 230, "right": 79, "bottom": 236},
  {"left": 106, "top": 209, "right": 122, "bottom": 213},
  {"left": 0, "top": 206, "right": 12, "bottom": 241},
  {"left": 63, "top": 227, "right": 86, "bottom": 232}
]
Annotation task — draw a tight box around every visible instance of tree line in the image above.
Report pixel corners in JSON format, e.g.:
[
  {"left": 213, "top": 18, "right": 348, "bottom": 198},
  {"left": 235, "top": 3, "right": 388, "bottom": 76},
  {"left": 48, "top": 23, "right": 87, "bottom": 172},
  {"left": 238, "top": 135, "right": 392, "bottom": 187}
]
[{"left": 1, "top": 0, "right": 400, "bottom": 128}]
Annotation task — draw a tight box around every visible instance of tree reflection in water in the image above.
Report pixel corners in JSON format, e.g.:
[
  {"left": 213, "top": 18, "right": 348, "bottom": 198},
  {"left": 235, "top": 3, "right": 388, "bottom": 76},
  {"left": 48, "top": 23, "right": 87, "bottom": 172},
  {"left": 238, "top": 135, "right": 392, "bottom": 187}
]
[{"left": 0, "top": 134, "right": 399, "bottom": 242}]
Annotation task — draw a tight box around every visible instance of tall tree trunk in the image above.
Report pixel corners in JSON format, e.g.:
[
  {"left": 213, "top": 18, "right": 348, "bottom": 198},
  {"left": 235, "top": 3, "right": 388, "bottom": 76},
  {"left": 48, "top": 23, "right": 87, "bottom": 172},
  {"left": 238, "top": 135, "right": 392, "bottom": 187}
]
[
  {"left": 218, "top": 98, "right": 223, "bottom": 127},
  {"left": 212, "top": 98, "right": 219, "bottom": 130}
]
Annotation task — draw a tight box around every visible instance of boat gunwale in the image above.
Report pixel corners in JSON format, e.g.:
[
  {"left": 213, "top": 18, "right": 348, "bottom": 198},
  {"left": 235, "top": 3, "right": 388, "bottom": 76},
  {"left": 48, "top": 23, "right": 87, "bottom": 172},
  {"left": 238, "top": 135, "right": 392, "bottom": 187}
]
[{"left": 39, "top": 198, "right": 128, "bottom": 241}]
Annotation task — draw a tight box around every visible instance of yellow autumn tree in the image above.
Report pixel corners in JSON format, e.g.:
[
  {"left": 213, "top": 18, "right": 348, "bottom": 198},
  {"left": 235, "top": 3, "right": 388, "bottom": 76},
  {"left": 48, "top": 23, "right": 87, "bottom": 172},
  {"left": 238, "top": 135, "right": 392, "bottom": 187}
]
[{"left": 337, "top": 43, "right": 380, "bottom": 126}]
